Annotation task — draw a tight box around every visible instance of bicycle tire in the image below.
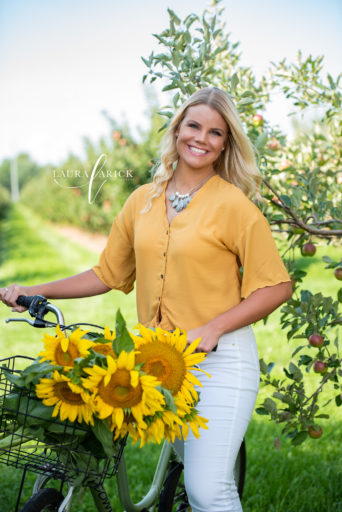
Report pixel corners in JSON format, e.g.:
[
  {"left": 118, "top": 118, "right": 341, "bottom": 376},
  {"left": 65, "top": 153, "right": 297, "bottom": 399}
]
[
  {"left": 18, "top": 488, "right": 65, "bottom": 512},
  {"left": 158, "top": 460, "right": 187, "bottom": 512},
  {"left": 158, "top": 440, "right": 246, "bottom": 511}
]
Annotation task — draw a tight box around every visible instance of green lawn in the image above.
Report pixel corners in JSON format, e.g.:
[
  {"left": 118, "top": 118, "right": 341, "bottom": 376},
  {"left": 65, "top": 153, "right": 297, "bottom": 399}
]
[{"left": 0, "top": 205, "right": 341, "bottom": 511}]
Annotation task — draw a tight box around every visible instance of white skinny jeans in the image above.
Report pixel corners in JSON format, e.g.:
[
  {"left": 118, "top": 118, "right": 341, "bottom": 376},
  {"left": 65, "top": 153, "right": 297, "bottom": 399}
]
[{"left": 173, "top": 325, "right": 260, "bottom": 512}]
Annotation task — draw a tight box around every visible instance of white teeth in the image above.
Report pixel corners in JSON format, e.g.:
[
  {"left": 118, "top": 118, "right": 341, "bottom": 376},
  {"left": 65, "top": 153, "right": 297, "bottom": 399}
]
[{"left": 189, "top": 145, "right": 207, "bottom": 154}]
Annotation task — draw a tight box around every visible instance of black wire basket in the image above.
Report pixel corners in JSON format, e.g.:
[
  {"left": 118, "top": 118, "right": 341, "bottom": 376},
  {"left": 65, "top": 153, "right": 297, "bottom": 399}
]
[{"left": 0, "top": 356, "right": 126, "bottom": 485}]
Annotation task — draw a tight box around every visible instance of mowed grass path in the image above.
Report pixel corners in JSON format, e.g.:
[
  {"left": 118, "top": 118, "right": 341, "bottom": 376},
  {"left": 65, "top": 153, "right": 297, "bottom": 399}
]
[{"left": 0, "top": 205, "right": 341, "bottom": 511}]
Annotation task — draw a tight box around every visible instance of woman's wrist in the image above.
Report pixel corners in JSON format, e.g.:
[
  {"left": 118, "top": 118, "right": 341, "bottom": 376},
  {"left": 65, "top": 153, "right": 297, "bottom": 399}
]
[{"left": 206, "top": 316, "right": 229, "bottom": 339}]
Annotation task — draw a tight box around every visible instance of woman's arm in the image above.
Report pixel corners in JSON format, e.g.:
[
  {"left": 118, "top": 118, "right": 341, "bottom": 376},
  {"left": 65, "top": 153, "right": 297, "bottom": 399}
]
[
  {"left": 0, "top": 269, "right": 111, "bottom": 312},
  {"left": 187, "top": 280, "right": 293, "bottom": 352}
]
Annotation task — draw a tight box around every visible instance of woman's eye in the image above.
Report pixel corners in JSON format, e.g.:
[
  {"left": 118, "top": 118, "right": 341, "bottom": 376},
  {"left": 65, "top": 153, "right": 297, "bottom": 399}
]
[
  {"left": 188, "top": 123, "right": 198, "bottom": 128},
  {"left": 212, "top": 130, "right": 222, "bottom": 136}
]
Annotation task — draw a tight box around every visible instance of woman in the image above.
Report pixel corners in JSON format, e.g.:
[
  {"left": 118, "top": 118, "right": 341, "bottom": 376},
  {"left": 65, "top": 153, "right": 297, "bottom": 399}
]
[{"left": 1, "top": 87, "right": 292, "bottom": 511}]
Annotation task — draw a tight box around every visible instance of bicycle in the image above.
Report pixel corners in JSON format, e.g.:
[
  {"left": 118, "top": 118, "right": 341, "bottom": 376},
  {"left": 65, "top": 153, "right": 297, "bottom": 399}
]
[{"left": 0, "top": 295, "right": 246, "bottom": 512}]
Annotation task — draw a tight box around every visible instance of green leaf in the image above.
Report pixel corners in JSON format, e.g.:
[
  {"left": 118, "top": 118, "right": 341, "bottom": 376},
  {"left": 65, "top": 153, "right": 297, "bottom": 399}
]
[
  {"left": 337, "top": 288, "right": 342, "bottom": 303},
  {"left": 280, "top": 195, "right": 292, "bottom": 207},
  {"left": 289, "top": 362, "right": 303, "bottom": 381},
  {"left": 91, "top": 418, "right": 117, "bottom": 457},
  {"left": 238, "top": 97, "right": 255, "bottom": 106},
  {"left": 255, "top": 407, "right": 269, "bottom": 415},
  {"left": 158, "top": 110, "right": 174, "bottom": 118},
  {"left": 291, "top": 430, "right": 308, "bottom": 446},
  {"left": 263, "top": 398, "right": 277, "bottom": 414},
  {"left": 113, "top": 309, "right": 135, "bottom": 356},
  {"left": 162, "top": 82, "right": 178, "bottom": 92},
  {"left": 255, "top": 132, "right": 268, "bottom": 150},
  {"left": 259, "top": 358, "right": 269, "bottom": 375},
  {"left": 2, "top": 368, "right": 26, "bottom": 387},
  {"left": 230, "top": 73, "right": 239, "bottom": 92},
  {"left": 159, "top": 387, "right": 177, "bottom": 414},
  {"left": 167, "top": 8, "right": 181, "bottom": 25}
]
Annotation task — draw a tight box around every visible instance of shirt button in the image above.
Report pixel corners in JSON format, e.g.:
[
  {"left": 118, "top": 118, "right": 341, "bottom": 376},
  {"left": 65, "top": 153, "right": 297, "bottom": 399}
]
[
  {"left": 161, "top": 274, "right": 163, "bottom": 278},
  {"left": 166, "top": 230, "right": 168, "bottom": 235},
  {"left": 163, "top": 252, "right": 166, "bottom": 257}
]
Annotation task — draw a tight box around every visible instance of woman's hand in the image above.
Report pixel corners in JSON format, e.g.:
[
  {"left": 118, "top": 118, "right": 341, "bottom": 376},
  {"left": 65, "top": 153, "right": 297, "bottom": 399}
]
[
  {"left": 0, "top": 284, "right": 29, "bottom": 312},
  {"left": 186, "top": 324, "right": 221, "bottom": 353}
]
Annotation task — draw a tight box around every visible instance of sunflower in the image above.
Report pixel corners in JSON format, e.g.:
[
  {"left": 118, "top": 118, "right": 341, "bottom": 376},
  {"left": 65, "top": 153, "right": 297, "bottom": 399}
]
[
  {"left": 35, "top": 370, "right": 95, "bottom": 424},
  {"left": 92, "top": 326, "right": 116, "bottom": 358},
  {"left": 83, "top": 352, "right": 165, "bottom": 431},
  {"left": 132, "top": 325, "right": 209, "bottom": 403},
  {"left": 38, "top": 325, "right": 94, "bottom": 368},
  {"left": 181, "top": 410, "right": 209, "bottom": 440}
]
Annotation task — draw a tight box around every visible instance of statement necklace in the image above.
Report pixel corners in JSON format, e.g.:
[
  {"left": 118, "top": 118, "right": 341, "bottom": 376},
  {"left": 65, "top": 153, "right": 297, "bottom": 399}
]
[{"left": 169, "top": 172, "right": 216, "bottom": 212}]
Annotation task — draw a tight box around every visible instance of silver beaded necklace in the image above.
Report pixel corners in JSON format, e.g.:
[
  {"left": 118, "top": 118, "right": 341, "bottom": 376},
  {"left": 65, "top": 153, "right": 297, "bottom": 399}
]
[{"left": 169, "top": 172, "right": 216, "bottom": 212}]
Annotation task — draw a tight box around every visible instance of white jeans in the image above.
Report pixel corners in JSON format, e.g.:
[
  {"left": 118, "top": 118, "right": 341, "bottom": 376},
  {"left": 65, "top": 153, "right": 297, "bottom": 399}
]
[{"left": 173, "top": 325, "right": 260, "bottom": 512}]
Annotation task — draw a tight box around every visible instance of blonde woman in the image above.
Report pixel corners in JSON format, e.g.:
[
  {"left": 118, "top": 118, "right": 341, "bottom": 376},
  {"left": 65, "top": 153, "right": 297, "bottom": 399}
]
[{"left": 1, "top": 87, "right": 292, "bottom": 512}]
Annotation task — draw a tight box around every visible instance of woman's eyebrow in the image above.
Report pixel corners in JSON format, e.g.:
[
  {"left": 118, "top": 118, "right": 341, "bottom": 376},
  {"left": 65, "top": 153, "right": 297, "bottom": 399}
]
[{"left": 187, "top": 119, "right": 226, "bottom": 133}]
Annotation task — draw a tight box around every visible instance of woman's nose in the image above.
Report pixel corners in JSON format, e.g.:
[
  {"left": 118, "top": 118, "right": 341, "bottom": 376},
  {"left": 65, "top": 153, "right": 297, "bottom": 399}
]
[{"left": 194, "top": 130, "right": 207, "bottom": 144}]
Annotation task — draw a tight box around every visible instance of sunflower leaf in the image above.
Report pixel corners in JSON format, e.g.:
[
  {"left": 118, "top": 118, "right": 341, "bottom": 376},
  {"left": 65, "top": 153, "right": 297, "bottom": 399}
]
[
  {"left": 113, "top": 309, "right": 135, "bottom": 355},
  {"left": 91, "top": 417, "right": 117, "bottom": 457},
  {"left": 158, "top": 386, "right": 177, "bottom": 414}
]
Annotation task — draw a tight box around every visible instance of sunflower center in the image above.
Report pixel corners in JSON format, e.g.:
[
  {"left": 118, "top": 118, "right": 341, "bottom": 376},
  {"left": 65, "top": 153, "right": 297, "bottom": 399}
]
[
  {"left": 92, "top": 344, "right": 114, "bottom": 357},
  {"left": 54, "top": 382, "right": 84, "bottom": 405},
  {"left": 98, "top": 369, "right": 143, "bottom": 408},
  {"left": 145, "top": 358, "right": 170, "bottom": 379},
  {"left": 135, "top": 341, "right": 186, "bottom": 394},
  {"left": 55, "top": 343, "right": 80, "bottom": 367}
]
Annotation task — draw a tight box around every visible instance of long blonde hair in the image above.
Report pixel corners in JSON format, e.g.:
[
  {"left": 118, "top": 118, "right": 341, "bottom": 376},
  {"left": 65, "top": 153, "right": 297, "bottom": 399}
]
[{"left": 141, "top": 87, "right": 264, "bottom": 213}]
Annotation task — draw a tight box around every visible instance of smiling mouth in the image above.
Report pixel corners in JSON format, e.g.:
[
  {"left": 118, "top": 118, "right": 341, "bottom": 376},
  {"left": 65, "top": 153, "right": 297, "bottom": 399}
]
[{"left": 187, "top": 145, "right": 208, "bottom": 156}]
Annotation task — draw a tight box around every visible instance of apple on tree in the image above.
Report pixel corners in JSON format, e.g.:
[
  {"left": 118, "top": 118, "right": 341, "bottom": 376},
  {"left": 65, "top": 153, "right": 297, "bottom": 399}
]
[
  {"left": 313, "top": 361, "right": 327, "bottom": 374},
  {"left": 309, "top": 334, "right": 325, "bottom": 348},
  {"left": 334, "top": 267, "right": 342, "bottom": 281},
  {"left": 301, "top": 243, "right": 316, "bottom": 257},
  {"left": 252, "top": 114, "right": 263, "bottom": 127},
  {"left": 308, "top": 425, "right": 323, "bottom": 439}
]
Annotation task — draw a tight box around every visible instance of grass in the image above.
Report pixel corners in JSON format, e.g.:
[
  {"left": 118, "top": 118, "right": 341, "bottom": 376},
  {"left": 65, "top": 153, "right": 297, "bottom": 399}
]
[{"left": 0, "top": 204, "right": 341, "bottom": 511}]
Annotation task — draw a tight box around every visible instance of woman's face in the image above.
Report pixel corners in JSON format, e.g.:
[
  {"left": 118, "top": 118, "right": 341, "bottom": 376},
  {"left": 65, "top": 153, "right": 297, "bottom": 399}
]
[{"left": 175, "top": 103, "right": 228, "bottom": 173}]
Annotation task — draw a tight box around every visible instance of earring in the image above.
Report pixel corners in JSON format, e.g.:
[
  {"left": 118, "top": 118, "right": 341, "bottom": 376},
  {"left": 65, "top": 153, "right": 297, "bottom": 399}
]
[{"left": 221, "top": 147, "right": 225, "bottom": 151}]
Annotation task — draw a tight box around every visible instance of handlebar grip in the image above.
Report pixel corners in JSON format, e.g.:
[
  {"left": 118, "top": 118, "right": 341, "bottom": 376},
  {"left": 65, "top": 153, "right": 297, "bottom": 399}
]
[{"left": 16, "top": 295, "right": 36, "bottom": 308}]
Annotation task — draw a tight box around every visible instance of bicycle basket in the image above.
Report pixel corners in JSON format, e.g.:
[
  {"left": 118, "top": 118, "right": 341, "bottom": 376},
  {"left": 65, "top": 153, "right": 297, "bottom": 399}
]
[{"left": 0, "top": 356, "right": 126, "bottom": 484}]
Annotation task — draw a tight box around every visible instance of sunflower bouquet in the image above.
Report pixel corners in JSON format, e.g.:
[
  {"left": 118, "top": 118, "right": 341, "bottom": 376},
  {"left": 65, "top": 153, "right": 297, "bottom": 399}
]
[{"left": 0, "top": 310, "right": 209, "bottom": 480}]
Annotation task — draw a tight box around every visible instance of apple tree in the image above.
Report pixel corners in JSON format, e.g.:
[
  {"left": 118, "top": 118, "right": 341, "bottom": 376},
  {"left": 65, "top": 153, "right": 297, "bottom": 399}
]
[{"left": 141, "top": 1, "right": 342, "bottom": 444}]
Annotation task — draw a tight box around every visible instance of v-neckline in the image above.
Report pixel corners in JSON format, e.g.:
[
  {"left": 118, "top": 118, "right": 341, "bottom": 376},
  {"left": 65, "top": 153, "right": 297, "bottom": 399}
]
[{"left": 162, "top": 173, "right": 218, "bottom": 227}]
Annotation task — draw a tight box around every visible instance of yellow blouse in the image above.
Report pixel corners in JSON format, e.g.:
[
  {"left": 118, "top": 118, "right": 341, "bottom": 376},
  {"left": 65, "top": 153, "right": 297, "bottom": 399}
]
[{"left": 92, "top": 174, "right": 291, "bottom": 331}]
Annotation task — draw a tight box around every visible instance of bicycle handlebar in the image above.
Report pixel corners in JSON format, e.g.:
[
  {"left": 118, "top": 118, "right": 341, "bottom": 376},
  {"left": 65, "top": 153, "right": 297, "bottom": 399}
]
[{"left": 7, "top": 295, "right": 65, "bottom": 328}]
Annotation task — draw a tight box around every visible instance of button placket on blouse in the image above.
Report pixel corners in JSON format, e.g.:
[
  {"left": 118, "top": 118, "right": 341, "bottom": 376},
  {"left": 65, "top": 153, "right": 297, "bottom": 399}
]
[{"left": 156, "top": 227, "right": 171, "bottom": 323}]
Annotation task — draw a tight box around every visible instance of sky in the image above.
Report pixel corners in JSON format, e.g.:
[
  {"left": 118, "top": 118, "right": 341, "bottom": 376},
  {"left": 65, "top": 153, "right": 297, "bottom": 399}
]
[{"left": 0, "top": 0, "right": 341, "bottom": 166}]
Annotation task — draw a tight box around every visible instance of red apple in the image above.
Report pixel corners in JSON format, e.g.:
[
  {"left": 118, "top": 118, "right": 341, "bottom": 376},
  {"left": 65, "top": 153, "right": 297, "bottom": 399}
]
[
  {"left": 112, "top": 131, "right": 121, "bottom": 140},
  {"left": 308, "top": 425, "right": 322, "bottom": 439},
  {"left": 309, "top": 334, "right": 325, "bottom": 348},
  {"left": 334, "top": 268, "right": 342, "bottom": 281},
  {"left": 252, "top": 114, "right": 263, "bottom": 127},
  {"left": 301, "top": 243, "right": 316, "bottom": 257},
  {"left": 313, "top": 361, "right": 326, "bottom": 374},
  {"left": 279, "top": 159, "right": 291, "bottom": 170},
  {"left": 268, "top": 137, "right": 279, "bottom": 150}
]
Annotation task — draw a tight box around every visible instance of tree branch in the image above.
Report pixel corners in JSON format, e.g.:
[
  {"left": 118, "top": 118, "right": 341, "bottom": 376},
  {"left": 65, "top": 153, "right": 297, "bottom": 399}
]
[{"left": 263, "top": 179, "right": 342, "bottom": 237}]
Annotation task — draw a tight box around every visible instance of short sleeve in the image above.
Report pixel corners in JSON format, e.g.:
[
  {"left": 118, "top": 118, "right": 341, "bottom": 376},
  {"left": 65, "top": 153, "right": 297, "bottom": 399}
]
[
  {"left": 229, "top": 199, "right": 291, "bottom": 299},
  {"left": 92, "top": 193, "right": 136, "bottom": 294}
]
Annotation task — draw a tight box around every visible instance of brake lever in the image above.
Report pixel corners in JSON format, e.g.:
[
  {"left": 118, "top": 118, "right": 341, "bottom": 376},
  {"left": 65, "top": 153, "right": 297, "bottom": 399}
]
[{"left": 5, "top": 317, "right": 56, "bottom": 328}]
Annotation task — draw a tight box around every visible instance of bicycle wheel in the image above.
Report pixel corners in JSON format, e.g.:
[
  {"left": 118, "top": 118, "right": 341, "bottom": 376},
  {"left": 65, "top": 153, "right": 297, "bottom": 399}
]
[
  {"left": 18, "top": 488, "right": 65, "bottom": 512},
  {"left": 158, "top": 440, "right": 246, "bottom": 511}
]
